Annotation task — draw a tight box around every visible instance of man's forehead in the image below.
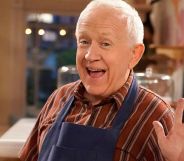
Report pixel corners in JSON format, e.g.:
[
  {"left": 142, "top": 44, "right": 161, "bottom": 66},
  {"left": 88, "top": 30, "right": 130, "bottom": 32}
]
[
  {"left": 75, "top": 22, "right": 129, "bottom": 43},
  {"left": 77, "top": 22, "right": 123, "bottom": 34},
  {"left": 76, "top": 14, "right": 128, "bottom": 36}
]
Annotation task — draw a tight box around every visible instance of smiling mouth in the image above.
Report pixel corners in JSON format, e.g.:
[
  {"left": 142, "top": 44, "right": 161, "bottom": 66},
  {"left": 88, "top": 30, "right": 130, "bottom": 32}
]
[{"left": 86, "top": 67, "right": 106, "bottom": 78}]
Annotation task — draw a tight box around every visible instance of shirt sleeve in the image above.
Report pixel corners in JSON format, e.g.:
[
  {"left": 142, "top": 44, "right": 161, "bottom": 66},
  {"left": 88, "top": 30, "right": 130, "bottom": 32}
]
[
  {"left": 19, "top": 89, "right": 58, "bottom": 161},
  {"left": 143, "top": 110, "right": 174, "bottom": 161}
]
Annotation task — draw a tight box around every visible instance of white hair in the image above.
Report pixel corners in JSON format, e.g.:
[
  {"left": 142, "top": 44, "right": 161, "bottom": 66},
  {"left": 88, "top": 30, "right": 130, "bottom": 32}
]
[{"left": 77, "top": 0, "right": 144, "bottom": 44}]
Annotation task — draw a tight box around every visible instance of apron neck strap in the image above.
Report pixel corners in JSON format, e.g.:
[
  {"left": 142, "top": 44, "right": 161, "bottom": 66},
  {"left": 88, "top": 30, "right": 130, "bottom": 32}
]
[
  {"left": 112, "top": 76, "right": 138, "bottom": 130},
  {"left": 56, "top": 96, "right": 75, "bottom": 125}
]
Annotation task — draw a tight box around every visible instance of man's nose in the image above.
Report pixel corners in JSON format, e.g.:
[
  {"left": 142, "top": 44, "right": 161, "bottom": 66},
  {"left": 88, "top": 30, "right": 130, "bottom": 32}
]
[{"left": 85, "top": 42, "right": 101, "bottom": 61}]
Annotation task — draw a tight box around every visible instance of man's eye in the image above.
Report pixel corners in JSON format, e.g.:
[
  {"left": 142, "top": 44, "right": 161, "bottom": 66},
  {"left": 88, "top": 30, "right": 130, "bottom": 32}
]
[
  {"left": 102, "top": 42, "right": 111, "bottom": 47},
  {"left": 79, "top": 40, "right": 89, "bottom": 45}
]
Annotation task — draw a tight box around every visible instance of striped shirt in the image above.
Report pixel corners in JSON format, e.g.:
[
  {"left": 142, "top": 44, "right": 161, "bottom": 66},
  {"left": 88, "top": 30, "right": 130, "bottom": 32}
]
[{"left": 19, "top": 72, "right": 174, "bottom": 161}]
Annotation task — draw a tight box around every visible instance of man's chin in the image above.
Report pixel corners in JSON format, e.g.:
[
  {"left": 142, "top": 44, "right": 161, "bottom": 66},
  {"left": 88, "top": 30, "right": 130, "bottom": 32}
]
[{"left": 84, "top": 88, "right": 105, "bottom": 103}]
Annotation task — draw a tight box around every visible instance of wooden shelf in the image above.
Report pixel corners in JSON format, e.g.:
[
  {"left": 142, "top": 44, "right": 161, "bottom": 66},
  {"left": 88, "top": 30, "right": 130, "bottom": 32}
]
[{"left": 150, "top": 45, "right": 184, "bottom": 60}]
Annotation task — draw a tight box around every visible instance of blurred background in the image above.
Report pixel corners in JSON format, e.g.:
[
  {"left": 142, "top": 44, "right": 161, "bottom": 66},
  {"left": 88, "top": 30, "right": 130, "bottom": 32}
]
[{"left": 0, "top": 0, "right": 184, "bottom": 160}]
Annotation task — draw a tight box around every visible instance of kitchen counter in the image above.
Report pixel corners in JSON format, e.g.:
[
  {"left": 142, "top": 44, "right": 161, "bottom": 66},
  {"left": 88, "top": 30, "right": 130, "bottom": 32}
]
[{"left": 0, "top": 118, "right": 36, "bottom": 158}]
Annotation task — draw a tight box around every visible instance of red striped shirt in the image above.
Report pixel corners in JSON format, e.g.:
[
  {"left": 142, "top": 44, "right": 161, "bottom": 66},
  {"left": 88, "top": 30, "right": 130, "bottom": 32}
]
[{"left": 19, "top": 72, "right": 174, "bottom": 161}]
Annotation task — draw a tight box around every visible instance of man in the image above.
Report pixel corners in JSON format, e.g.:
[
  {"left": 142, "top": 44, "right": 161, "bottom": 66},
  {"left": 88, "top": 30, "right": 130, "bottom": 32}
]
[{"left": 19, "top": 0, "right": 183, "bottom": 161}]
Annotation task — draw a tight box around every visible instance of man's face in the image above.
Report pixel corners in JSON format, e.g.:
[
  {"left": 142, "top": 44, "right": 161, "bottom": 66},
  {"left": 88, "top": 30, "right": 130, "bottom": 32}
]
[{"left": 75, "top": 6, "right": 134, "bottom": 103}]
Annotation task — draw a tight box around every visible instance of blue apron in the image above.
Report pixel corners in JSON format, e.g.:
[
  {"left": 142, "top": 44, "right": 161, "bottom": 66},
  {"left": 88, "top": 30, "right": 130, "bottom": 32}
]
[{"left": 38, "top": 77, "right": 138, "bottom": 161}]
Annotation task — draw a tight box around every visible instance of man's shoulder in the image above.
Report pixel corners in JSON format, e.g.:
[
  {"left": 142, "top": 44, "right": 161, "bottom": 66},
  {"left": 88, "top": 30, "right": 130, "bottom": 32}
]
[
  {"left": 136, "top": 85, "right": 173, "bottom": 122},
  {"left": 138, "top": 86, "right": 172, "bottom": 108},
  {"left": 40, "top": 80, "right": 81, "bottom": 124},
  {"left": 56, "top": 80, "right": 81, "bottom": 97}
]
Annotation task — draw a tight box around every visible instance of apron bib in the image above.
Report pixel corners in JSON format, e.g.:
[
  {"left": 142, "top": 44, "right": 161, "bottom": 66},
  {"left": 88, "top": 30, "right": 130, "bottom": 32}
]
[{"left": 38, "top": 77, "right": 138, "bottom": 161}]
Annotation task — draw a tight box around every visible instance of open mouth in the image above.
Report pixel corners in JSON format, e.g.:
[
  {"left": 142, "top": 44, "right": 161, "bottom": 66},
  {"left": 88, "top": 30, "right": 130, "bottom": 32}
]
[{"left": 86, "top": 67, "right": 106, "bottom": 78}]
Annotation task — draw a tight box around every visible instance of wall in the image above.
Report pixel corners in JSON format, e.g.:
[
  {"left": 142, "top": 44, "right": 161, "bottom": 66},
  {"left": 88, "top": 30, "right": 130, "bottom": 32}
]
[{"left": 0, "top": 0, "right": 26, "bottom": 126}]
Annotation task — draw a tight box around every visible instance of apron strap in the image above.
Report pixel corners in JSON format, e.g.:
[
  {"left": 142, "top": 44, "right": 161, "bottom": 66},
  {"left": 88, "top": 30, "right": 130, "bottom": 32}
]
[
  {"left": 38, "top": 96, "right": 74, "bottom": 161},
  {"left": 112, "top": 76, "right": 138, "bottom": 130},
  {"left": 56, "top": 96, "right": 75, "bottom": 125}
]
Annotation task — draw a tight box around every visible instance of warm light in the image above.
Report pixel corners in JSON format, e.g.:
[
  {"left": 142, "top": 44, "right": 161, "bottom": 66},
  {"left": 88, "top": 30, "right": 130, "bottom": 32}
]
[
  {"left": 39, "top": 14, "right": 53, "bottom": 24},
  {"left": 25, "top": 28, "right": 32, "bottom": 35},
  {"left": 38, "top": 29, "right": 45, "bottom": 35},
  {"left": 61, "top": 66, "right": 69, "bottom": 72},
  {"left": 59, "top": 29, "right": 67, "bottom": 36},
  {"left": 27, "top": 13, "right": 53, "bottom": 24}
]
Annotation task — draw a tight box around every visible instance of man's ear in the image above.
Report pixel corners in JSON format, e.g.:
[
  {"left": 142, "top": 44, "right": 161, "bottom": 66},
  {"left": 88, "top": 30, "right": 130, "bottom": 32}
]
[{"left": 129, "top": 43, "right": 145, "bottom": 69}]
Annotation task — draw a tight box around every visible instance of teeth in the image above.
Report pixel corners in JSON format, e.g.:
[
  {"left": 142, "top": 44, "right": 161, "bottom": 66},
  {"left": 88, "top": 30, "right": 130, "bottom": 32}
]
[{"left": 87, "top": 67, "right": 104, "bottom": 72}]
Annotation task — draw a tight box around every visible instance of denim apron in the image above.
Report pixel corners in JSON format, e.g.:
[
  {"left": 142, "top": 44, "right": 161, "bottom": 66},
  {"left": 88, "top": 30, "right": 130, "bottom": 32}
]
[{"left": 38, "top": 77, "right": 138, "bottom": 161}]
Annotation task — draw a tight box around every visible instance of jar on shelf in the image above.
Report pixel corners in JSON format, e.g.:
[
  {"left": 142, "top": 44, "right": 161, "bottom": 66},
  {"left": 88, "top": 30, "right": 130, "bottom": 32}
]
[{"left": 135, "top": 67, "right": 174, "bottom": 103}]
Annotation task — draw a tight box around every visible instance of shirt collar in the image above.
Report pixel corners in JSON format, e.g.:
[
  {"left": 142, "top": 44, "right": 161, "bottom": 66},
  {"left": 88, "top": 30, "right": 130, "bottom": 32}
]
[
  {"left": 111, "top": 71, "right": 134, "bottom": 109},
  {"left": 74, "top": 71, "right": 134, "bottom": 109}
]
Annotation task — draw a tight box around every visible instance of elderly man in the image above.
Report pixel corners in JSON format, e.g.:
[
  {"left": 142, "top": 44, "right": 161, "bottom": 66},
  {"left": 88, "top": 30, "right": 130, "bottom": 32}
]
[{"left": 20, "top": 0, "right": 184, "bottom": 161}]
